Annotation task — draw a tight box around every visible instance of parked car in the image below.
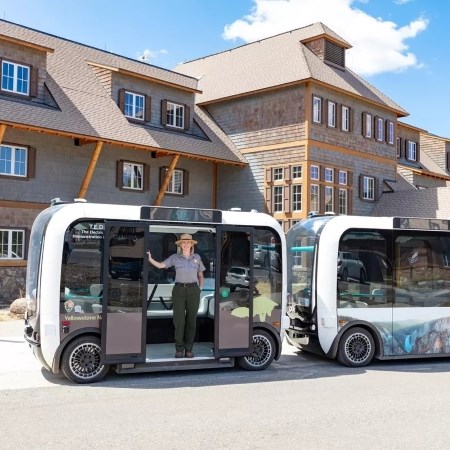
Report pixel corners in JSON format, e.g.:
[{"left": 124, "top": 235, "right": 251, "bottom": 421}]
[
  {"left": 254, "top": 244, "right": 281, "bottom": 271},
  {"left": 225, "top": 266, "right": 250, "bottom": 292},
  {"left": 337, "top": 251, "right": 366, "bottom": 282},
  {"left": 110, "top": 259, "right": 142, "bottom": 281}
]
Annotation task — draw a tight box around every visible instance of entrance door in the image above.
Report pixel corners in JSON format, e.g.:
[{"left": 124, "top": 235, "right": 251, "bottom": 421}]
[
  {"left": 101, "top": 222, "right": 148, "bottom": 364},
  {"left": 214, "top": 227, "right": 254, "bottom": 357}
]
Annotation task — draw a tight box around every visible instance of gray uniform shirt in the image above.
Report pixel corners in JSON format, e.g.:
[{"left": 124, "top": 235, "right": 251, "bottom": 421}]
[{"left": 163, "top": 253, "right": 205, "bottom": 284}]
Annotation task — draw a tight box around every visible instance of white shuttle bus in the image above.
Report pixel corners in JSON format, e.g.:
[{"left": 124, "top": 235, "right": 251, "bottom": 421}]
[
  {"left": 286, "top": 213, "right": 450, "bottom": 367},
  {"left": 24, "top": 200, "right": 287, "bottom": 383}
]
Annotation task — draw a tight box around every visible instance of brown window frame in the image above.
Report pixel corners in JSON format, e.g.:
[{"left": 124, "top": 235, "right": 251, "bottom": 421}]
[{"left": 116, "top": 159, "right": 150, "bottom": 192}]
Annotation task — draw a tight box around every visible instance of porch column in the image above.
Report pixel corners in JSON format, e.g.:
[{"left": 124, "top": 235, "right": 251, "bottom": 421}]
[
  {"left": 78, "top": 141, "right": 104, "bottom": 198},
  {"left": 153, "top": 154, "right": 179, "bottom": 206}
]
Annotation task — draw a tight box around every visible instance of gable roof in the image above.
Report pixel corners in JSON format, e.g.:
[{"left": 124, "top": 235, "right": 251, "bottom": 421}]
[
  {"left": 175, "top": 22, "right": 407, "bottom": 115},
  {"left": 0, "top": 20, "right": 246, "bottom": 165}
]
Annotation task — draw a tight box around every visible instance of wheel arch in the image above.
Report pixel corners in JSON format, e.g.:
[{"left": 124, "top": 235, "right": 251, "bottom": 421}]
[
  {"left": 53, "top": 328, "right": 101, "bottom": 374},
  {"left": 253, "top": 322, "right": 282, "bottom": 360},
  {"left": 327, "top": 320, "right": 383, "bottom": 360}
]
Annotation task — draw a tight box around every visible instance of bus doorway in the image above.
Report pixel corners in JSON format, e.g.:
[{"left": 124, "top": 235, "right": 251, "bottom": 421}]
[
  {"left": 101, "top": 222, "right": 148, "bottom": 364},
  {"left": 215, "top": 228, "right": 254, "bottom": 358}
]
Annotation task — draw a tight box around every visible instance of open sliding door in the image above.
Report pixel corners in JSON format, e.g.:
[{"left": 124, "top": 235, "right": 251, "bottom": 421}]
[
  {"left": 101, "top": 222, "right": 148, "bottom": 364},
  {"left": 214, "top": 227, "right": 254, "bottom": 358}
]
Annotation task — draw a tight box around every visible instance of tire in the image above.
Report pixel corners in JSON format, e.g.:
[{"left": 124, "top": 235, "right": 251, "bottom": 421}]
[
  {"left": 337, "top": 327, "right": 375, "bottom": 367},
  {"left": 237, "top": 329, "right": 276, "bottom": 371},
  {"left": 360, "top": 269, "right": 366, "bottom": 284},
  {"left": 61, "top": 336, "right": 109, "bottom": 383}
]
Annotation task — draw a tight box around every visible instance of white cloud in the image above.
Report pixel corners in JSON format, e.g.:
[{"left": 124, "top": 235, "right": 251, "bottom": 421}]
[
  {"left": 222, "top": 0, "right": 428, "bottom": 76},
  {"left": 394, "top": 0, "right": 413, "bottom": 5},
  {"left": 137, "top": 48, "right": 168, "bottom": 62}
]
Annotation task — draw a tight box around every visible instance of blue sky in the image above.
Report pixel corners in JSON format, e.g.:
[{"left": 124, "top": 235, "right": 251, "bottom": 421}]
[{"left": 1, "top": 0, "right": 448, "bottom": 137}]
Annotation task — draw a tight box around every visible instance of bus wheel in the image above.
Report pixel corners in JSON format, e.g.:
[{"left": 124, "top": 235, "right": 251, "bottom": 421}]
[
  {"left": 337, "top": 327, "right": 374, "bottom": 367},
  {"left": 62, "top": 336, "right": 109, "bottom": 383},
  {"left": 237, "top": 329, "right": 275, "bottom": 371}
]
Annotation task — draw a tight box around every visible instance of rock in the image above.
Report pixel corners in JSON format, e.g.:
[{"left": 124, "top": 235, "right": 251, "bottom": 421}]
[{"left": 10, "top": 297, "right": 27, "bottom": 315}]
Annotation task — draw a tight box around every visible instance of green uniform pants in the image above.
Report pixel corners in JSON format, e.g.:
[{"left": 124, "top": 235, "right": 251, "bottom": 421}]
[{"left": 172, "top": 284, "right": 201, "bottom": 352}]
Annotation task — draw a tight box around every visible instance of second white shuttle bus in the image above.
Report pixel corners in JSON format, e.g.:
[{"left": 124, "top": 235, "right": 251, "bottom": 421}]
[{"left": 286, "top": 214, "right": 450, "bottom": 367}]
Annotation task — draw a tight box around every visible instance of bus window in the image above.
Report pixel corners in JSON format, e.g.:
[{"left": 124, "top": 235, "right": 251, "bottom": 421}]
[
  {"left": 60, "top": 221, "right": 103, "bottom": 314},
  {"left": 394, "top": 234, "right": 450, "bottom": 307},
  {"left": 338, "top": 231, "right": 392, "bottom": 307},
  {"left": 254, "top": 228, "right": 282, "bottom": 309}
]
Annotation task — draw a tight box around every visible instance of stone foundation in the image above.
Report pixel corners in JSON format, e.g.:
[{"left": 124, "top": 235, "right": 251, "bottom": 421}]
[{"left": 0, "top": 267, "right": 26, "bottom": 308}]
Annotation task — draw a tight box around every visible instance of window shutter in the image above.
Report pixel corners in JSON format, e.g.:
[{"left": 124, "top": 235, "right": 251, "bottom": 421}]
[
  {"left": 319, "top": 185, "right": 324, "bottom": 214},
  {"left": 335, "top": 104, "right": 340, "bottom": 129},
  {"left": 284, "top": 185, "right": 291, "bottom": 213},
  {"left": 362, "top": 113, "right": 367, "bottom": 136},
  {"left": 374, "top": 116, "right": 379, "bottom": 140},
  {"left": 385, "top": 120, "right": 389, "bottom": 144},
  {"left": 334, "top": 168, "right": 339, "bottom": 185},
  {"left": 334, "top": 186, "right": 339, "bottom": 214},
  {"left": 358, "top": 175, "right": 363, "bottom": 199},
  {"left": 24, "top": 228, "right": 30, "bottom": 260},
  {"left": 183, "top": 169, "right": 189, "bottom": 196},
  {"left": 348, "top": 189, "right": 352, "bottom": 214},
  {"left": 319, "top": 165, "right": 324, "bottom": 181},
  {"left": 415, "top": 142, "right": 420, "bottom": 162},
  {"left": 161, "top": 100, "right": 168, "bottom": 125},
  {"left": 348, "top": 107, "right": 353, "bottom": 132},
  {"left": 397, "top": 138, "right": 402, "bottom": 158},
  {"left": 30, "top": 66, "right": 38, "bottom": 97},
  {"left": 0, "top": 58, "right": 2, "bottom": 81},
  {"left": 116, "top": 160, "right": 124, "bottom": 190},
  {"left": 265, "top": 167, "right": 272, "bottom": 183},
  {"left": 374, "top": 177, "right": 379, "bottom": 201},
  {"left": 184, "top": 105, "right": 190, "bottom": 130},
  {"left": 404, "top": 139, "right": 409, "bottom": 159},
  {"left": 284, "top": 166, "right": 291, "bottom": 181},
  {"left": 447, "top": 153, "right": 450, "bottom": 172},
  {"left": 145, "top": 96, "right": 151, "bottom": 122},
  {"left": 118, "top": 89, "right": 125, "bottom": 112},
  {"left": 265, "top": 187, "right": 272, "bottom": 213},
  {"left": 27, "top": 146, "right": 36, "bottom": 178},
  {"left": 143, "top": 164, "right": 150, "bottom": 191}
]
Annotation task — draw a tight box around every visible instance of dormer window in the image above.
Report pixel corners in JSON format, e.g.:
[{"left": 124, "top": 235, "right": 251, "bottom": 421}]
[
  {"left": 324, "top": 40, "right": 345, "bottom": 68},
  {"left": 125, "top": 91, "right": 145, "bottom": 120},
  {"left": 1, "top": 60, "right": 30, "bottom": 96},
  {"left": 161, "top": 99, "right": 190, "bottom": 130}
]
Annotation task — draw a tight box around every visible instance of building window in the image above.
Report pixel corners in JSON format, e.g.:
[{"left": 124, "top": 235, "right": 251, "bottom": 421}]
[
  {"left": 325, "top": 186, "right": 333, "bottom": 212},
  {"left": 386, "top": 120, "right": 394, "bottom": 145},
  {"left": 310, "top": 165, "right": 319, "bottom": 180},
  {"left": 166, "top": 101, "right": 185, "bottom": 129},
  {"left": 407, "top": 141, "right": 417, "bottom": 161},
  {"left": 362, "top": 176, "right": 375, "bottom": 201},
  {"left": 339, "top": 170, "right": 347, "bottom": 185},
  {"left": 292, "top": 185, "right": 302, "bottom": 211},
  {"left": 312, "top": 96, "right": 322, "bottom": 123},
  {"left": 292, "top": 165, "right": 302, "bottom": 179},
  {"left": 273, "top": 167, "right": 283, "bottom": 181},
  {"left": 0, "top": 229, "right": 25, "bottom": 259},
  {"left": 166, "top": 169, "right": 184, "bottom": 194},
  {"left": 0, "top": 145, "right": 27, "bottom": 177},
  {"left": 327, "top": 101, "right": 336, "bottom": 128},
  {"left": 273, "top": 186, "right": 283, "bottom": 212},
  {"left": 341, "top": 106, "right": 350, "bottom": 132},
  {"left": 123, "top": 162, "right": 144, "bottom": 190},
  {"left": 339, "top": 189, "right": 347, "bottom": 214},
  {"left": 1, "top": 60, "right": 30, "bottom": 96},
  {"left": 396, "top": 137, "right": 402, "bottom": 158},
  {"left": 324, "top": 168, "right": 333, "bottom": 182},
  {"left": 310, "top": 185, "right": 319, "bottom": 212},
  {"left": 375, "top": 117, "right": 384, "bottom": 142},
  {"left": 363, "top": 112, "right": 372, "bottom": 138},
  {"left": 124, "top": 91, "right": 145, "bottom": 120}
]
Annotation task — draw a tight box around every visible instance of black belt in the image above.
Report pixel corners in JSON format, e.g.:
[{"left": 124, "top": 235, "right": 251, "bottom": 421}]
[{"left": 175, "top": 282, "right": 197, "bottom": 287}]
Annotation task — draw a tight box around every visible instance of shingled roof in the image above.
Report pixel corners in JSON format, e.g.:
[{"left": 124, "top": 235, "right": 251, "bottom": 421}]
[
  {"left": 175, "top": 22, "right": 407, "bottom": 116},
  {"left": 0, "top": 20, "right": 246, "bottom": 165}
]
